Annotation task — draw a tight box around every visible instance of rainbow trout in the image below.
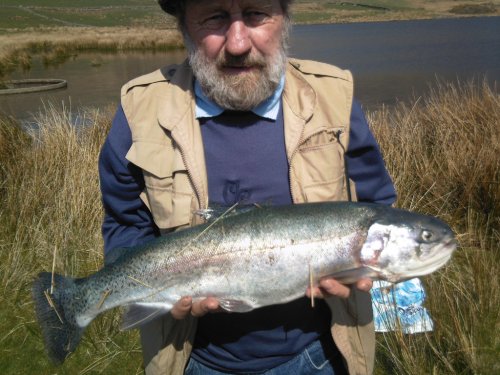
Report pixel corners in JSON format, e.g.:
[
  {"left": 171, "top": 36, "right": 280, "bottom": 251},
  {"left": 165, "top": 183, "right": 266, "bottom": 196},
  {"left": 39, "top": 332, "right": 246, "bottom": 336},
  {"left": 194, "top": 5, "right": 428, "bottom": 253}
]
[{"left": 32, "top": 202, "right": 456, "bottom": 364}]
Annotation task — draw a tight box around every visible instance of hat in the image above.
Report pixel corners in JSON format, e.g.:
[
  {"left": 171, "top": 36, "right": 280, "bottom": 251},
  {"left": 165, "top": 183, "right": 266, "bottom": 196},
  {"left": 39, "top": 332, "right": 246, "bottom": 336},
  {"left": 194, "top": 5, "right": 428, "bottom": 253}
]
[{"left": 158, "top": 0, "right": 181, "bottom": 15}]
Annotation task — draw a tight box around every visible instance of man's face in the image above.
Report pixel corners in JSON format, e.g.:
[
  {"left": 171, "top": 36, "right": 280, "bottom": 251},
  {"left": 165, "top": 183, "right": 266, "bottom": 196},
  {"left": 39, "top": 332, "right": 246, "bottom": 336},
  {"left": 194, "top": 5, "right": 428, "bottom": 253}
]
[{"left": 183, "top": 0, "right": 289, "bottom": 111}]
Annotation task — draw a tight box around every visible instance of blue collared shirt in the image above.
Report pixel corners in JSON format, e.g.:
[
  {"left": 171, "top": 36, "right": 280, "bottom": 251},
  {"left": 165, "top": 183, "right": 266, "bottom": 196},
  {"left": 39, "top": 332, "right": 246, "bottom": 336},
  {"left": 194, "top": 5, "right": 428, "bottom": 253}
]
[{"left": 194, "top": 75, "right": 285, "bottom": 120}]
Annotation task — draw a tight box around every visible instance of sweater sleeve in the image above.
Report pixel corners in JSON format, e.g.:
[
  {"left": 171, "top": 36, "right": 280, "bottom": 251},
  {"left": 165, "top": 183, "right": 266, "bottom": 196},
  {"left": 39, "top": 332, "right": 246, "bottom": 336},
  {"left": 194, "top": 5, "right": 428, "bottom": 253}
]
[
  {"left": 346, "top": 100, "right": 397, "bottom": 205},
  {"left": 98, "top": 105, "right": 159, "bottom": 262}
]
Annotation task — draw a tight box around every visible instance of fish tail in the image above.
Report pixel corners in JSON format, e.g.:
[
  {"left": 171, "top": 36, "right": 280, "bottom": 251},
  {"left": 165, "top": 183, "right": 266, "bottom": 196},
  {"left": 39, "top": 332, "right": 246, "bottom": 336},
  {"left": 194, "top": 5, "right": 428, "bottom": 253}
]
[{"left": 32, "top": 272, "right": 84, "bottom": 364}]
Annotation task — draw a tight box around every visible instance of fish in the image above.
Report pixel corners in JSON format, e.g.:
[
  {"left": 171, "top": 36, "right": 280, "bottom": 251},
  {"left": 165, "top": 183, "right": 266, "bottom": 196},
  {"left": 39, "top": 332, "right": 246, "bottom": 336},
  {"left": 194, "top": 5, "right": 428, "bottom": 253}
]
[{"left": 32, "top": 201, "right": 456, "bottom": 364}]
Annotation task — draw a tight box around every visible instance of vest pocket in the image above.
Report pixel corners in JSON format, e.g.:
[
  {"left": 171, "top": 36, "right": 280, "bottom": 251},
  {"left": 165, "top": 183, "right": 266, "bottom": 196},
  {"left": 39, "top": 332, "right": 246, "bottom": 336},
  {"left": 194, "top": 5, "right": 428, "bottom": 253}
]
[
  {"left": 297, "top": 138, "right": 345, "bottom": 202},
  {"left": 127, "top": 141, "right": 194, "bottom": 230},
  {"left": 143, "top": 170, "right": 193, "bottom": 230}
]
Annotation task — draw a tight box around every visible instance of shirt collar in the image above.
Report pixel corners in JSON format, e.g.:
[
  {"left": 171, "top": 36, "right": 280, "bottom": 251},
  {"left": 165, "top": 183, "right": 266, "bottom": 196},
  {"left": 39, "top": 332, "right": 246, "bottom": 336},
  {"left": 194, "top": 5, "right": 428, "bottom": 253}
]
[{"left": 194, "top": 75, "right": 285, "bottom": 121}]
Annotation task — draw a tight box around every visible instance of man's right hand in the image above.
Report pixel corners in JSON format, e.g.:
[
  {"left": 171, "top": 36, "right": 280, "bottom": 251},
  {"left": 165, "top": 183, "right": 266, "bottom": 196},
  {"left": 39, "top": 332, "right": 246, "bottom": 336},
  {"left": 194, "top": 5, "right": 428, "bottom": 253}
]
[{"left": 171, "top": 296, "right": 221, "bottom": 319}]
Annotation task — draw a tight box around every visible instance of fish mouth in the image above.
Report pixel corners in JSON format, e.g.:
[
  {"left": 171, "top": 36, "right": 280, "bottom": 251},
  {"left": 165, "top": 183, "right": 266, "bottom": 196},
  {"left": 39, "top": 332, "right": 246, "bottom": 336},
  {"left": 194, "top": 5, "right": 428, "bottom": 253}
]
[
  {"left": 404, "top": 240, "right": 457, "bottom": 278},
  {"left": 377, "top": 238, "right": 457, "bottom": 283}
]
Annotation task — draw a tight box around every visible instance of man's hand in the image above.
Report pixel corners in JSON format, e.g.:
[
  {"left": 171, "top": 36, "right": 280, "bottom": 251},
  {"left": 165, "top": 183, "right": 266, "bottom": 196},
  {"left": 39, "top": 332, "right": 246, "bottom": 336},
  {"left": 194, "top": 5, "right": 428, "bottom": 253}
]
[
  {"left": 171, "top": 277, "right": 373, "bottom": 319},
  {"left": 306, "top": 277, "right": 373, "bottom": 299},
  {"left": 171, "top": 296, "right": 220, "bottom": 319}
]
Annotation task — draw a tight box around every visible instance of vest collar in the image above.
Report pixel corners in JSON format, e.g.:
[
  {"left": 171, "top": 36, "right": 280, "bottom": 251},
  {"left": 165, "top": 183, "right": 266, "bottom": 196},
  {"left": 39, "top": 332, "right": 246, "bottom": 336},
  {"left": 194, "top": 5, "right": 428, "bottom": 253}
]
[
  {"left": 282, "top": 60, "right": 317, "bottom": 161},
  {"left": 157, "top": 61, "right": 196, "bottom": 132}
]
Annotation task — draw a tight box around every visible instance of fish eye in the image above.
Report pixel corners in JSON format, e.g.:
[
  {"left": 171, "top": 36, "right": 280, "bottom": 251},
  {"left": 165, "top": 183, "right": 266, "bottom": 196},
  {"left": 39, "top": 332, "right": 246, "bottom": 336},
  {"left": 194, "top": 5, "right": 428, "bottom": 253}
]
[{"left": 421, "top": 230, "right": 433, "bottom": 242}]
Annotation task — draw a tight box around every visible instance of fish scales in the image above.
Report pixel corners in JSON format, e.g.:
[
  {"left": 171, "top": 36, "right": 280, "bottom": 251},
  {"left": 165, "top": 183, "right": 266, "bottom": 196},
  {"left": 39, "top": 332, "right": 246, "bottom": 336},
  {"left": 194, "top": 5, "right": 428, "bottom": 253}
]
[
  {"left": 32, "top": 201, "right": 456, "bottom": 364},
  {"left": 88, "top": 204, "right": 364, "bottom": 310}
]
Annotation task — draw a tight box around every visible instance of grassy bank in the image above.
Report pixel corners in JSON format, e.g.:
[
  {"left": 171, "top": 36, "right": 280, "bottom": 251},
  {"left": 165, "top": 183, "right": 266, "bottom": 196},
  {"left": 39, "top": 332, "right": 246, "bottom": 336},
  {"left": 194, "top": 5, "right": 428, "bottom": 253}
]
[
  {"left": 0, "top": 27, "right": 183, "bottom": 78},
  {"left": 293, "top": 0, "right": 499, "bottom": 23},
  {"left": 0, "top": 80, "right": 498, "bottom": 373}
]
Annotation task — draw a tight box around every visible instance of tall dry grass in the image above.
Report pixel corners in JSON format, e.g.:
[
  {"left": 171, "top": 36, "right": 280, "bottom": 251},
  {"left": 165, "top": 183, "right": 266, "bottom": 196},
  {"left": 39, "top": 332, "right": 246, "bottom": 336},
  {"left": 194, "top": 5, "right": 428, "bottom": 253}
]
[
  {"left": 0, "top": 79, "right": 498, "bottom": 373},
  {"left": 0, "top": 27, "right": 183, "bottom": 77},
  {"left": 0, "top": 104, "right": 143, "bottom": 373},
  {"left": 368, "top": 80, "right": 500, "bottom": 374}
]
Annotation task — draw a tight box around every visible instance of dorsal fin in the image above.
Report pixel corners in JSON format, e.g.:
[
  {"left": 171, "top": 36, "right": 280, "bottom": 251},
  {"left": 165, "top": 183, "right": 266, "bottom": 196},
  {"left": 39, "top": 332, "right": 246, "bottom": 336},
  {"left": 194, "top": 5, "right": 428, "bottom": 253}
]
[{"left": 194, "top": 203, "right": 263, "bottom": 223}]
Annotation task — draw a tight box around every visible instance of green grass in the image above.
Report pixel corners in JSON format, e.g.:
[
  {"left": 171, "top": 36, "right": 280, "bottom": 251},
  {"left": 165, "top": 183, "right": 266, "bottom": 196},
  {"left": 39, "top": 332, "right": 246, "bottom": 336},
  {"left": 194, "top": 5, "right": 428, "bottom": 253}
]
[
  {"left": 0, "top": 80, "right": 499, "bottom": 374},
  {"left": 450, "top": 3, "right": 498, "bottom": 15},
  {"left": 0, "top": 2, "right": 172, "bottom": 30},
  {"left": 0, "top": 106, "right": 144, "bottom": 374},
  {"left": 290, "top": 0, "right": 498, "bottom": 24},
  {"left": 1, "top": 7, "right": 56, "bottom": 29},
  {"left": 1, "top": 0, "right": 146, "bottom": 7},
  {"left": 0, "top": 2, "right": 164, "bottom": 29},
  {"left": 30, "top": 7, "right": 162, "bottom": 28}
]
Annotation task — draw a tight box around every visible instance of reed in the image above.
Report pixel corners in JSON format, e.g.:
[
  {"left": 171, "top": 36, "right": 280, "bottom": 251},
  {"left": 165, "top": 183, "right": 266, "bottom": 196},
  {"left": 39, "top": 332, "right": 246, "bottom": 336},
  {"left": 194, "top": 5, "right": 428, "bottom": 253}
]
[
  {"left": 0, "top": 104, "right": 142, "bottom": 373},
  {"left": 0, "top": 27, "right": 184, "bottom": 77},
  {"left": 0, "top": 79, "right": 498, "bottom": 373},
  {"left": 368, "top": 79, "right": 500, "bottom": 374}
]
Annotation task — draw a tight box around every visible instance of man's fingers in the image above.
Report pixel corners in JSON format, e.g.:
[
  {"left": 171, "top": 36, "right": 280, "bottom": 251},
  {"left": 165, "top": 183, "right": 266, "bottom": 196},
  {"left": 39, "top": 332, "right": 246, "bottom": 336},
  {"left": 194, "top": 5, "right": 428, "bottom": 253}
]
[
  {"left": 319, "top": 278, "right": 351, "bottom": 299},
  {"left": 173, "top": 280, "right": 373, "bottom": 318},
  {"left": 356, "top": 278, "right": 373, "bottom": 292},
  {"left": 171, "top": 296, "right": 193, "bottom": 320},
  {"left": 306, "top": 286, "right": 324, "bottom": 299},
  {"left": 171, "top": 296, "right": 220, "bottom": 319},
  {"left": 307, "top": 277, "right": 374, "bottom": 300},
  {"left": 190, "top": 297, "right": 220, "bottom": 317}
]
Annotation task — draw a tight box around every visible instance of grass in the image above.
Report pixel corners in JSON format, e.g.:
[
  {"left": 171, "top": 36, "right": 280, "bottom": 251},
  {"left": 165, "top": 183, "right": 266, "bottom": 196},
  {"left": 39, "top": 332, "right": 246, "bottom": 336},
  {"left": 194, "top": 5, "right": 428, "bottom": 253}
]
[
  {"left": 0, "top": 105, "right": 144, "bottom": 374},
  {"left": 0, "top": 79, "right": 498, "bottom": 373},
  {"left": 0, "top": 27, "right": 184, "bottom": 77},
  {"left": 290, "top": 0, "right": 499, "bottom": 24},
  {"left": 449, "top": 3, "right": 498, "bottom": 15},
  {"left": 368, "top": 79, "right": 500, "bottom": 374}
]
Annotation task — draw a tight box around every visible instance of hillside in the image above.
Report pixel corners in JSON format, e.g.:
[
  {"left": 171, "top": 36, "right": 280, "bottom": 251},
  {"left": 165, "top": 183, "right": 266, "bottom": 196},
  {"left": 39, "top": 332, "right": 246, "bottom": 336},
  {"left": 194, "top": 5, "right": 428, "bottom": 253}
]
[{"left": 0, "top": 0, "right": 498, "bottom": 30}]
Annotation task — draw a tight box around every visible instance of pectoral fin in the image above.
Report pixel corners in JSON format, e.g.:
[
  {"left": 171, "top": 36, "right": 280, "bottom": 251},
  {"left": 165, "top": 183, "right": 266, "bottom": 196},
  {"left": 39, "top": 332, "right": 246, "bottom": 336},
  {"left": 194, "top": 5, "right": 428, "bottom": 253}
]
[
  {"left": 120, "top": 303, "right": 172, "bottom": 330},
  {"left": 327, "top": 267, "right": 379, "bottom": 284}
]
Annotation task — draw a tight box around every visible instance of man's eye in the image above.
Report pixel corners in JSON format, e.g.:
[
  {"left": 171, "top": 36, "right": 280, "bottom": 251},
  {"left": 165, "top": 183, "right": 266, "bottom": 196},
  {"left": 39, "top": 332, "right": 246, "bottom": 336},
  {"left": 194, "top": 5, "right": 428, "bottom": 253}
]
[
  {"left": 244, "top": 11, "right": 269, "bottom": 25},
  {"left": 201, "top": 13, "right": 227, "bottom": 29}
]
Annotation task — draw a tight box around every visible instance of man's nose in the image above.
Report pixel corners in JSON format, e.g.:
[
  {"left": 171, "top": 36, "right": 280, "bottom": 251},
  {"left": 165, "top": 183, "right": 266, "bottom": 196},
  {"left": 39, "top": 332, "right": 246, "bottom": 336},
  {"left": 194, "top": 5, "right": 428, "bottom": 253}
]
[{"left": 225, "top": 19, "right": 252, "bottom": 56}]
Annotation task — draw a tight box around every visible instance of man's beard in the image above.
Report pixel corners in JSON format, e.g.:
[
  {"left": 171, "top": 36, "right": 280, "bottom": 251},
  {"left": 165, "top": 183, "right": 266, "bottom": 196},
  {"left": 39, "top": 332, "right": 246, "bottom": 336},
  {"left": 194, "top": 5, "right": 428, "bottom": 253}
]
[{"left": 183, "top": 24, "right": 289, "bottom": 111}]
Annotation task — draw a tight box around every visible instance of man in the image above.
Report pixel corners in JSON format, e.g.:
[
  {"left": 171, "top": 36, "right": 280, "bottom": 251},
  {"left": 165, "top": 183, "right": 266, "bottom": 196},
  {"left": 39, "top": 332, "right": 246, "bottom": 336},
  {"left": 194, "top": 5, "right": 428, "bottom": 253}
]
[{"left": 98, "top": 0, "right": 396, "bottom": 374}]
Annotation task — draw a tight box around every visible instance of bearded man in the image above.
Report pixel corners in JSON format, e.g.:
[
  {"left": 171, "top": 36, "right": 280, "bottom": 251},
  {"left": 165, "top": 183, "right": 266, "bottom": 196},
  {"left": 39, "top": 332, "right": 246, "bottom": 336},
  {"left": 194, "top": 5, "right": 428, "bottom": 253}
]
[{"left": 98, "top": 0, "right": 396, "bottom": 374}]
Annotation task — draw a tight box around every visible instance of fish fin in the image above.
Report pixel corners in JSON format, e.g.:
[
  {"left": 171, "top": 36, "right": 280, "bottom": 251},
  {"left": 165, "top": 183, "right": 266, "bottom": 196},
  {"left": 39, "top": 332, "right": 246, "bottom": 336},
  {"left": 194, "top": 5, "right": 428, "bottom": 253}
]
[
  {"left": 218, "top": 298, "right": 255, "bottom": 313},
  {"left": 104, "top": 247, "right": 134, "bottom": 265},
  {"left": 120, "top": 303, "right": 172, "bottom": 330},
  {"left": 194, "top": 203, "right": 262, "bottom": 223},
  {"left": 327, "top": 267, "right": 379, "bottom": 284},
  {"left": 32, "top": 272, "right": 84, "bottom": 365}
]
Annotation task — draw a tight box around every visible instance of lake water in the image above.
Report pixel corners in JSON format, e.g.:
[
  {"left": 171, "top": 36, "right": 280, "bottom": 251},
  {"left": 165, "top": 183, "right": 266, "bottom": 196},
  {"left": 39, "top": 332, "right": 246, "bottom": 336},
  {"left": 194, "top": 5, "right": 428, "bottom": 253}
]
[{"left": 1, "top": 16, "right": 499, "bottom": 121}]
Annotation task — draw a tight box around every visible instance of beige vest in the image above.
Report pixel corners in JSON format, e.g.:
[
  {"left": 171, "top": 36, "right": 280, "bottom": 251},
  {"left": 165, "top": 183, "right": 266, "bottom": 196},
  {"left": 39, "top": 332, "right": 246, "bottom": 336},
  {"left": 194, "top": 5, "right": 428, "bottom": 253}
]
[{"left": 121, "top": 58, "right": 374, "bottom": 375}]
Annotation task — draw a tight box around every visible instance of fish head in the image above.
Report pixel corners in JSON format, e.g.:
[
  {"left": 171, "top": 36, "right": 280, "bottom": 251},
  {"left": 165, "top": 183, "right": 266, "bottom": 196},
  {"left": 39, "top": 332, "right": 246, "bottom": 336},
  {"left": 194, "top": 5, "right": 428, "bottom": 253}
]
[{"left": 360, "top": 210, "right": 457, "bottom": 283}]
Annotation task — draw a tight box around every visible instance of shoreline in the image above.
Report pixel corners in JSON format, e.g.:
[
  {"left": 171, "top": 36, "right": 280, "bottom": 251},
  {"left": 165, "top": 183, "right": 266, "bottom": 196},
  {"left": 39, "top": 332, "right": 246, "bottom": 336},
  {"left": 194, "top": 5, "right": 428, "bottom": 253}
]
[{"left": 291, "top": 13, "right": 499, "bottom": 26}]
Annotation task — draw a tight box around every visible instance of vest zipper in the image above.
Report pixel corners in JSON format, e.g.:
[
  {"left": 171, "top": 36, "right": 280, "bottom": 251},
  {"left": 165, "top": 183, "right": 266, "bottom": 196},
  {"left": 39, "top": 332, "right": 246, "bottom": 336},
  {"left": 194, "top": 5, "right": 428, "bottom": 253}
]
[{"left": 180, "top": 146, "right": 207, "bottom": 213}]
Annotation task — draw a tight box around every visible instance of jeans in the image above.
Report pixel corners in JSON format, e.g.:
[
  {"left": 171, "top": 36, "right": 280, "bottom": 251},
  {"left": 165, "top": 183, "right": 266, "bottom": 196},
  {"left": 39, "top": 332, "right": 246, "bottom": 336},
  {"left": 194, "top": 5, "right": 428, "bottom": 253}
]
[{"left": 184, "top": 337, "right": 347, "bottom": 375}]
